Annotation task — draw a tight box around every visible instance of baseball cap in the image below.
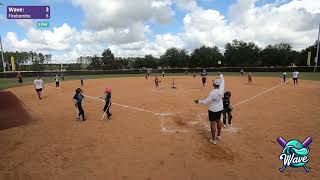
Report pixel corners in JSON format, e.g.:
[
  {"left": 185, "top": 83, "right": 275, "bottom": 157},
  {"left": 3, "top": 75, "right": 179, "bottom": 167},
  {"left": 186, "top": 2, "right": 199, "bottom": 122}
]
[{"left": 213, "top": 79, "right": 221, "bottom": 86}]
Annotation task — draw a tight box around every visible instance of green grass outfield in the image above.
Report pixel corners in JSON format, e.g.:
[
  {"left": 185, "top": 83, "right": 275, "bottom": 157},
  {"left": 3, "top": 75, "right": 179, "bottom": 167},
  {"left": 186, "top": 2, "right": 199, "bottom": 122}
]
[{"left": 1, "top": 72, "right": 320, "bottom": 90}]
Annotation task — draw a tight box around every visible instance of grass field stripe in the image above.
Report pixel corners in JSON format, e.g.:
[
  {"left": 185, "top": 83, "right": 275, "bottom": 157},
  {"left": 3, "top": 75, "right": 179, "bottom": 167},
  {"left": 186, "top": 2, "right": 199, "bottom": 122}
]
[
  {"left": 84, "top": 94, "right": 158, "bottom": 115},
  {"left": 233, "top": 80, "right": 289, "bottom": 107}
]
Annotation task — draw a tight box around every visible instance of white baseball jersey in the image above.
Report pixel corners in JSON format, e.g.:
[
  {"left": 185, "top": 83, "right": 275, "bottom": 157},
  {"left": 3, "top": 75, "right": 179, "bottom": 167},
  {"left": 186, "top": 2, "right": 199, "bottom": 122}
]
[
  {"left": 293, "top": 71, "right": 299, "bottom": 78},
  {"left": 199, "top": 74, "right": 225, "bottom": 112},
  {"left": 34, "top": 79, "right": 44, "bottom": 89}
]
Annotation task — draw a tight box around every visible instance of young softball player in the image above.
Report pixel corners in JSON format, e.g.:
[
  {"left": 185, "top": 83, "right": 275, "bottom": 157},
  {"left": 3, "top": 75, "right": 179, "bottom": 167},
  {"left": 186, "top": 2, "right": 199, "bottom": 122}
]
[
  {"left": 283, "top": 72, "right": 287, "bottom": 83},
  {"left": 80, "top": 76, "right": 84, "bottom": 86},
  {"left": 193, "top": 71, "right": 196, "bottom": 78},
  {"left": 34, "top": 76, "right": 44, "bottom": 100},
  {"left": 154, "top": 76, "right": 160, "bottom": 90},
  {"left": 201, "top": 70, "right": 207, "bottom": 87},
  {"left": 55, "top": 75, "right": 60, "bottom": 88},
  {"left": 240, "top": 69, "right": 244, "bottom": 76},
  {"left": 17, "top": 72, "right": 23, "bottom": 86},
  {"left": 100, "top": 88, "right": 112, "bottom": 120},
  {"left": 171, "top": 79, "right": 176, "bottom": 89},
  {"left": 222, "top": 91, "right": 233, "bottom": 127},
  {"left": 73, "top": 88, "right": 86, "bottom": 121},
  {"left": 292, "top": 70, "right": 299, "bottom": 85},
  {"left": 195, "top": 72, "right": 225, "bottom": 145},
  {"left": 162, "top": 70, "right": 165, "bottom": 77},
  {"left": 247, "top": 72, "right": 253, "bottom": 84}
]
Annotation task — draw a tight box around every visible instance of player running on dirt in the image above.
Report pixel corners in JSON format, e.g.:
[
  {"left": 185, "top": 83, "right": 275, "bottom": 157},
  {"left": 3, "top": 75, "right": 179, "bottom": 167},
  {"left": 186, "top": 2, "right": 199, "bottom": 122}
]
[
  {"left": 80, "top": 76, "right": 84, "bottom": 86},
  {"left": 102, "top": 88, "right": 112, "bottom": 120},
  {"left": 154, "top": 76, "right": 160, "bottom": 90},
  {"left": 55, "top": 75, "right": 60, "bottom": 88},
  {"left": 248, "top": 72, "right": 253, "bottom": 84},
  {"left": 17, "top": 72, "right": 23, "bottom": 86},
  {"left": 34, "top": 76, "right": 44, "bottom": 100},
  {"left": 73, "top": 88, "right": 86, "bottom": 121},
  {"left": 201, "top": 70, "right": 207, "bottom": 87},
  {"left": 194, "top": 72, "right": 225, "bottom": 145}
]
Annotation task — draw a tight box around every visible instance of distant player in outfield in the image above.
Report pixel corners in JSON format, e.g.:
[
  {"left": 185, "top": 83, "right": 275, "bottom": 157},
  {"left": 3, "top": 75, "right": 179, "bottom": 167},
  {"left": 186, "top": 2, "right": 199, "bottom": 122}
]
[
  {"left": 55, "top": 75, "right": 60, "bottom": 88},
  {"left": 154, "top": 76, "right": 160, "bottom": 90},
  {"left": 16, "top": 72, "right": 23, "bottom": 86},
  {"left": 80, "top": 76, "right": 84, "bottom": 86},
  {"left": 147, "top": 70, "right": 150, "bottom": 77},
  {"left": 193, "top": 71, "right": 196, "bottom": 78},
  {"left": 100, "top": 88, "right": 112, "bottom": 120},
  {"left": 247, "top": 72, "right": 253, "bottom": 84},
  {"left": 292, "top": 70, "right": 299, "bottom": 85},
  {"left": 162, "top": 70, "right": 165, "bottom": 77},
  {"left": 145, "top": 72, "right": 148, "bottom": 79},
  {"left": 201, "top": 70, "right": 207, "bottom": 87},
  {"left": 195, "top": 73, "right": 225, "bottom": 145},
  {"left": 73, "top": 88, "right": 86, "bottom": 121},
  {"left": 61, "top": 73, "right": 64, "bottom": 81},
  {"left": 283, "top": 72, "right": 287, "bottom": 83},
  {"left": 222, "top": 92, "right": 233, "bottom": 127},
  {"left": 240, "top": 69, "right": 244, "bottom": 76},
  {"left": 171, "top": 79, "right": 176, "bottom": 89},
  {"left": 34, "top": 76, "right": 44, "bottom": 100}
]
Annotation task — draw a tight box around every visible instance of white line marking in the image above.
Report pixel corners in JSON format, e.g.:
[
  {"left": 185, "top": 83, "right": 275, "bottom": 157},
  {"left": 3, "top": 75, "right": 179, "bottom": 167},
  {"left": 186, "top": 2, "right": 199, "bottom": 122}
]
[
  {"left": 233, "top": 80, "right": 289, "bottom": 107},
  {"left": 84, "top": 94, "right": 160, "bottom": 115}
]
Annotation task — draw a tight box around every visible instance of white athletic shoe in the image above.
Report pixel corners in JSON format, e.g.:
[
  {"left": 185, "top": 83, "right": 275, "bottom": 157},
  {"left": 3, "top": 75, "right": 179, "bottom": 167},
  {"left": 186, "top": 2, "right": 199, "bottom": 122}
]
[
  {"left": 223, "top": 124, "right": 227, "bottom": 128},
  {"left": 209, "top": 139, "right": 217, "bottom": 145},
  {"left": 216, "top": 136, "right": 222, "bottom": 140},
  {"left": 228, "top": 123, "right": 232, "bottom": 127}
]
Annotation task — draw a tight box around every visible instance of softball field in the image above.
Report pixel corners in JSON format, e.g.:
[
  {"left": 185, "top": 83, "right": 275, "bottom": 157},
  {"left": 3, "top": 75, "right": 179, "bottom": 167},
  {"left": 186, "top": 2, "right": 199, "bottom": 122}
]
[{"left": 0, "top": 75, "right": 319, "bottom": 180}]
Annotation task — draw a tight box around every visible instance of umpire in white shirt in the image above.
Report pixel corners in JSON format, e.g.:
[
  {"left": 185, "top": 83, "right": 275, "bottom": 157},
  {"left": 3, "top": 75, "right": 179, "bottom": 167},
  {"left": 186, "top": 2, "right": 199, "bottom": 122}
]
[{"left": 195, "top": 73, "right": 225, "bottom": 145}]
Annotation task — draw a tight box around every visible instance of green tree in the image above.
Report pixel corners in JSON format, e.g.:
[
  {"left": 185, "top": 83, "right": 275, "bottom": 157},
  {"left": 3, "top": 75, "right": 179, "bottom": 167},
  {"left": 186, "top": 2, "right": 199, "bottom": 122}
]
[
  {"left": 259, "top": 43, "right": 293, "bottom": 66},
  {"left": 159, "top": 48, "right": 189, "bottom": 68},
  {"left": 190, "top": 46, "right": 223, "bottom": 68},
  {"left": 224, "top": 40, "right": 260, "bottom": 67},
  {"left": 88, "top": 55, "right": 102, "bottom": 70}
]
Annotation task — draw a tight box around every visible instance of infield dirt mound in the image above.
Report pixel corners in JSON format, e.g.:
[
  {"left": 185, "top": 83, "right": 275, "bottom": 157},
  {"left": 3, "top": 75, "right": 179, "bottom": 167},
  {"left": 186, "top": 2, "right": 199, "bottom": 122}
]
[{"left": 0, "top": 91, "right": 33, "bottom": 130}]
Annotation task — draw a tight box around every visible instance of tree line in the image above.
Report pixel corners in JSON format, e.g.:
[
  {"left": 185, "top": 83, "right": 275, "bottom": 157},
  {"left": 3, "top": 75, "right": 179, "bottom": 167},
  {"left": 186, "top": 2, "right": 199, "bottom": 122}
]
[
  {"left": 0, "top": 51, "right": 52, "bottom": 71},
  {"left": 85, "top": 40, "right": 318, "bottom": 70},
  {"left": 1, "top": 40, "right": 318, "bottom": 71}
]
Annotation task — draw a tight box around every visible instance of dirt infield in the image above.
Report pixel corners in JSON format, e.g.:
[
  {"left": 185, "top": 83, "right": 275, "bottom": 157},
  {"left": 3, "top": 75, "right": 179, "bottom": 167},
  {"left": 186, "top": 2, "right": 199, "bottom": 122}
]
[
  {"left": 0, "top": 91, "right": 33, "bottom": 130},
  {"left": 0, "top": 75, "right": 319, "bottom": 180}
]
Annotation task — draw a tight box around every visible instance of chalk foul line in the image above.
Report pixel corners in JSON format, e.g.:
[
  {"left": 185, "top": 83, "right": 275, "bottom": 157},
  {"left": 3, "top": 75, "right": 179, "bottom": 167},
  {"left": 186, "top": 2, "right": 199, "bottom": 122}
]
[
  {"left": 57, "top": 80, "right": 287, "bottom": 134},
  {"left": 233, "top": 80, "right": 289, "bottom": 108}
]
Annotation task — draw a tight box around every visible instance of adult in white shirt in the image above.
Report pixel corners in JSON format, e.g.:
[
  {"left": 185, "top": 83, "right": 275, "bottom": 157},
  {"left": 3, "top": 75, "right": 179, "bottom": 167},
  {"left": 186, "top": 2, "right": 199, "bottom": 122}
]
[
  {"left": 34, "top": 76, "right": 44, "bottom": 100},
  {"left": 292, "top": 70, "right": 299, "bottom": 85},
  {"left": 194, "top": 73, "right": 225, "bottom": 145}
]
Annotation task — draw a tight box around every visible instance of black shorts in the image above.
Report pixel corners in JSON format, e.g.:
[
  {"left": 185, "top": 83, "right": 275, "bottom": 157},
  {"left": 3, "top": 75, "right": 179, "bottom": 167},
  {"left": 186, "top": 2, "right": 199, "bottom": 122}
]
[
  {"left": 36, "top": 88, "right": 42, "bottom": 92},
  {"left": 293, "top": 78, "right": 298, "bottom": 81},
  {"left": 208, "top": 110, "right": 222, "bottom": 121},
  {"left": 18, "top": 79, "right": 23, "bottom": 83}
]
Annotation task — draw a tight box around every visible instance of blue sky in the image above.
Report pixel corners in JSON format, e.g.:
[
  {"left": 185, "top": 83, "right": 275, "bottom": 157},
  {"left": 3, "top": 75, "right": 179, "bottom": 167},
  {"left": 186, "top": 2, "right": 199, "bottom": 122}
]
[{"left": 0, "top": 0, "right": 319, "bottom": 63}]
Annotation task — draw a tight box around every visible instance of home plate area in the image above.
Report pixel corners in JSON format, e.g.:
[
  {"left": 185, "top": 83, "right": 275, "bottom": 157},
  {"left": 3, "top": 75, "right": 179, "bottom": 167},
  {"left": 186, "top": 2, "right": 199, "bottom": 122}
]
[{"left": 158, "top": 112, "right": 240, "bottom": 134}]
